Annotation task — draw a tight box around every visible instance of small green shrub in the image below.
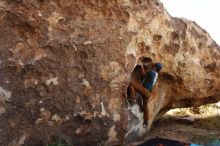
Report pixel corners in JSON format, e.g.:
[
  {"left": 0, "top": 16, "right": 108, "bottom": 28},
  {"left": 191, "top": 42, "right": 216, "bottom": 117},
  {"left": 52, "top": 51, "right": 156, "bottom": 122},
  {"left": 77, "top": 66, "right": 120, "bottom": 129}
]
[{"left": 48, "top": 137, "right": 72, "bottom": 146}]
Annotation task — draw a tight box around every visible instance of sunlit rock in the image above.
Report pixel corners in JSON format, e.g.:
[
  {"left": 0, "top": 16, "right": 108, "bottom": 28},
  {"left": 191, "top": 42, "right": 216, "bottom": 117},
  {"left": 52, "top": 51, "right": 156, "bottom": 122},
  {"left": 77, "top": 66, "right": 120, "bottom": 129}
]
[{"left": 0, "top": 0, "right": 219, "bottom": 145}]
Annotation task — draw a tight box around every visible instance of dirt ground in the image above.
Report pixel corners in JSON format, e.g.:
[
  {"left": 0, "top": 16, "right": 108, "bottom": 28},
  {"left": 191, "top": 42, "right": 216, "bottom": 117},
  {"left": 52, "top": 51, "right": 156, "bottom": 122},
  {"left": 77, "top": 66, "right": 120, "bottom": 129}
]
[{"left": 132, "top": 103, "right": 220, "bottom": 145}]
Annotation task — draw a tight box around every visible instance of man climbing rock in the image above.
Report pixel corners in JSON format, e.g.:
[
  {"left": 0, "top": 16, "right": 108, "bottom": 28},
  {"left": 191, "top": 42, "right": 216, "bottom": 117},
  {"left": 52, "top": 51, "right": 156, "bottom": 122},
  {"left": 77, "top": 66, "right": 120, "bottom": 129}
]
[
  {"left": 129, "top": 62, "right": 163, "bottom": 126},
  {"left": 127, "top": 57, "right": 153, "bottom": 104},
  {"left": 142, "top": 63, "right": 162, "bottom": 92}
]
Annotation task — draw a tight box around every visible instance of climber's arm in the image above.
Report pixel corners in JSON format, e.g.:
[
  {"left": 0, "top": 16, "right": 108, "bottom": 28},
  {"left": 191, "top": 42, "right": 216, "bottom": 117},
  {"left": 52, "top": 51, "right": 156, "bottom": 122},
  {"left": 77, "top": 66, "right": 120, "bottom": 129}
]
[
  {"left": 129, "top": 80, "right": 150, "bottom": 99},
  {"left": 127, "top": 83, "right": 137, "bottom": 102},
  {"left": 140, "top": 65, "right": 146, "bottom": 77}
]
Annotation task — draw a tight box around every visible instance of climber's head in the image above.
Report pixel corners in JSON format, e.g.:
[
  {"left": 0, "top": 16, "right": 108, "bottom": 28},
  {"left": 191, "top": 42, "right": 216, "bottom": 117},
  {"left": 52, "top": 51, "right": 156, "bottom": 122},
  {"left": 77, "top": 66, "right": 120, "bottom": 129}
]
[{"left": 153, "top": 63, "right": 162, "bottom": 72}]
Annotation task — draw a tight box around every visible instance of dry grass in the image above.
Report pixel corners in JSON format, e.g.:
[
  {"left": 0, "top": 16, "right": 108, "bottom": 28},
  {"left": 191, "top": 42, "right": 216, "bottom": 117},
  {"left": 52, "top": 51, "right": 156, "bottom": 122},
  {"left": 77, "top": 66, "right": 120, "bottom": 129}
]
[
  {"left": 162, "top": 102, "right": 220, "bottom": 143},
  {"left": 167, "top": 102, "right": 220, "bottom": 120}
]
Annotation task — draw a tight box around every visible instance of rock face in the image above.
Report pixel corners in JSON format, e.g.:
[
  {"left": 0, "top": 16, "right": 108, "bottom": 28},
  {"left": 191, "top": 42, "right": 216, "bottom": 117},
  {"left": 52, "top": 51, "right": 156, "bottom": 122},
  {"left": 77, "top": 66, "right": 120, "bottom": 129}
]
[{"left": 0, "top": 0, "right": 220, "bottom": 145}]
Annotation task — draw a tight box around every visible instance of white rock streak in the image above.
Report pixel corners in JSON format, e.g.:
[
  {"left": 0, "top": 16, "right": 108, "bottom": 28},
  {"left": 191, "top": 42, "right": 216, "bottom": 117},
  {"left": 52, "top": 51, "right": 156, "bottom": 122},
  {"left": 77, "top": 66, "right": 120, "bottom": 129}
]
[
  {"left": 125, "top": 104, "right": 146, "bottom": 137},
  {"left": 45, "top": 77, "right": 59, "bottom": 86},
  {"left": 0, "top": 86, "right": 12, "bottom": 102},
  {"left": 100, "top": 102, "right": 109, "bottom": 117}
]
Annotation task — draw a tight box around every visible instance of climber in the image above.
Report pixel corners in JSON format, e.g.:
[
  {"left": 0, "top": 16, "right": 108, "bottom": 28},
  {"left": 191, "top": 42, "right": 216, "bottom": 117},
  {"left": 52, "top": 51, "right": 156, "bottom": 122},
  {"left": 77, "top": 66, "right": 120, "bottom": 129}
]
[
  {"left": 130, "top": 62, "right": 162, "bottom": 95},
  {"left": 127, "top": 57, "right": 153, "bottom": 104},
  {"left": 129, "top": 62, "right": 163, "bottom": 125},
  {"left": 142, "top": 62, "right": 162, "bottom": 92}
]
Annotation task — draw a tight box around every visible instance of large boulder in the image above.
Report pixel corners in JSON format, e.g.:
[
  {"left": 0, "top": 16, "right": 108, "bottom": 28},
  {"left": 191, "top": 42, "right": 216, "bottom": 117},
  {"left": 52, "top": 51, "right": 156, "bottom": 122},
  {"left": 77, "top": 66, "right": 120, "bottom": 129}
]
[{"left": 0, "top": 0, "right": 219, "bottom": 145}]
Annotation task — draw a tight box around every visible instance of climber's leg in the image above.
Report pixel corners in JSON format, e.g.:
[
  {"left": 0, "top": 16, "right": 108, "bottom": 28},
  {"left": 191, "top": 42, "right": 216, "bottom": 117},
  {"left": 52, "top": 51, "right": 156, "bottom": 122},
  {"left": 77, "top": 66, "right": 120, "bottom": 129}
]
[
  {"left": 129, "top": 84, "right": 136, "bottom": 101},
  {"left": 146, "top": 88, "right": 165, "bottom": 131},
  {"left": 142, "top": 95, "right": 149, "bottom": 126},
  {"left": 129, "top": 80, "right": 151, "bottom": 126},
  {"left": 143, "top": 93, "right": 164, "bottom": 131},
  {"left": 146, "top": 96, "right": 158, "bottom": 131},
  {"left": 127, "top": 84, "right": 137, "bottom": 104}
]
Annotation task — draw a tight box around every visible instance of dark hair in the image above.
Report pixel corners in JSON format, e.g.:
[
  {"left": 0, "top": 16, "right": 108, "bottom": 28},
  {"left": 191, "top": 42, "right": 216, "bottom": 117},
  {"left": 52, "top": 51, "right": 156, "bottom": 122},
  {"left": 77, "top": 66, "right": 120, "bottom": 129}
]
[
  {"left": 154, "top": 63, "right": 162, "bottom": 72},
  {"left": 141, "top": 57, "right": 152, "bottom": 64}
]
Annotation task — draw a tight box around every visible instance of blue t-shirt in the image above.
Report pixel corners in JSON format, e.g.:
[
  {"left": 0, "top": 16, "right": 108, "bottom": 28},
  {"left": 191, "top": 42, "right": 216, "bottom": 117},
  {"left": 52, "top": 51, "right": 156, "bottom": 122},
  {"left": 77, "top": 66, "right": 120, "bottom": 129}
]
[{"left": 142, "top": 70, "right": 158, "bottom": 91}]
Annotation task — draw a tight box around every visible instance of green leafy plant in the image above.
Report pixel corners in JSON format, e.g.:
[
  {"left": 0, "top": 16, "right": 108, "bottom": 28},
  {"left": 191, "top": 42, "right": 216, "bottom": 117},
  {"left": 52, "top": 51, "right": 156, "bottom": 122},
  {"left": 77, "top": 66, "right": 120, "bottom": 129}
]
[{"left": 48, "top": 137, "right": 72, "bottom": 146}]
